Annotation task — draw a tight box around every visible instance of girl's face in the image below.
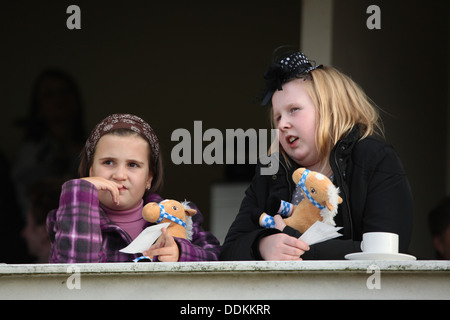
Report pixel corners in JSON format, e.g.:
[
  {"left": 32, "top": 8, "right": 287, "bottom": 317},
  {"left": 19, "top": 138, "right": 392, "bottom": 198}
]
[
  {"left": 90, "top": 134, "right": 153, "bottom": 210},
  {"left": 272, "top": 79, "right": 320, "bottom": 170}
]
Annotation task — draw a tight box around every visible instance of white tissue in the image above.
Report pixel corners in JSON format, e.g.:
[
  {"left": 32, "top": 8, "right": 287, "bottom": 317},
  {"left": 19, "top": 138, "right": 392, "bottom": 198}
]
[
  {"left": 119, "top": 222, "right": 170, "bottom": 254},
  {"left": 299, "top": 221, "right": 342, "bottom": 246}
]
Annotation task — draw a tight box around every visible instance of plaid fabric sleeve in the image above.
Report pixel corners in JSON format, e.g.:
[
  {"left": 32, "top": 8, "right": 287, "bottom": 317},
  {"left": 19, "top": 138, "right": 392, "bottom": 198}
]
[
  {"left": 47, "top": 179, "right": 105, "bottom": 263},
  {"left": 175, "top": 203, "right": 222, "bottom": 262}
]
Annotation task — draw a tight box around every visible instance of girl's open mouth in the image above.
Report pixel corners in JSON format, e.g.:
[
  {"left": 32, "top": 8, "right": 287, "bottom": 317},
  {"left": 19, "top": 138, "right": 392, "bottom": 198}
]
[{"left": 286, "top": 135, "right": 299, "bottom": 145}]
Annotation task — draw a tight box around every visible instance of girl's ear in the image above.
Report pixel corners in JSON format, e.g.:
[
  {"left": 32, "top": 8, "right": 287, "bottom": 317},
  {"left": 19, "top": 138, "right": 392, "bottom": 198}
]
[{"left": 89, "top": 166, "right": 93, "bottom": 177}]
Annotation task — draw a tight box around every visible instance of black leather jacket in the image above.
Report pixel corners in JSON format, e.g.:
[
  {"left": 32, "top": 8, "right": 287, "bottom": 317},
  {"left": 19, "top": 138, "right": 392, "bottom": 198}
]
[{"left": 220, "top": 128, "right": 413, "bottom": 260}]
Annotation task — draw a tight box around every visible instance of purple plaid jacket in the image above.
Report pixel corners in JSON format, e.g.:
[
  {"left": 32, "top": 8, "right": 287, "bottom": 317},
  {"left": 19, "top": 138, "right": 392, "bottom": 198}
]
[{"left": 47, "top": 179, "right": 221, "bottom": 263}]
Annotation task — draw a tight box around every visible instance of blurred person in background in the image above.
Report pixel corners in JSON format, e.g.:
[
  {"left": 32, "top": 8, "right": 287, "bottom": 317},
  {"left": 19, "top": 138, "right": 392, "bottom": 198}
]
[
  {"left": 12, "top": 68, "right": 86, "bottom": 217},
  {"left": 428, "top": 196, "right": 450, "bottom": 259},
  {"left": 21, "top": 179, "right": 63, "bottom": 263}
]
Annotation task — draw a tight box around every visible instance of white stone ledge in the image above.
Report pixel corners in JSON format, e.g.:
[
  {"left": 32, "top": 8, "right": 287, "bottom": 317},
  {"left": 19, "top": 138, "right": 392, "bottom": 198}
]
[
  {"left": 1, "top": 261, "right": 449, "bottom": 300},
  {"left": 1, "top": 260, "right": 449, "bottom": 274}
]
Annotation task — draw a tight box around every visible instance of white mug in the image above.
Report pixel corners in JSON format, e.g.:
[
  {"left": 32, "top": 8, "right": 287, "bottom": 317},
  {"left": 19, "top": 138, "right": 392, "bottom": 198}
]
[{"left": 360, "top": 232, "right": 399, "bottom": 254}]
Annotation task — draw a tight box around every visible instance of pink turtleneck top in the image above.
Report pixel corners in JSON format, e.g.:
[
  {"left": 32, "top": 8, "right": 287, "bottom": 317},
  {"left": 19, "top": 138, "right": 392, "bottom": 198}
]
[{"left": 101, "top": 200, "right": 146, "bottom": 240}]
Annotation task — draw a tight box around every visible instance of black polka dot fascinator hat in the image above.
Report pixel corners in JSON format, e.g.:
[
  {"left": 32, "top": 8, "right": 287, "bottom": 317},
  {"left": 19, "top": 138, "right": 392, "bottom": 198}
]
[{"left": 259, "top": 48, "right": 322, "bottom": 106}]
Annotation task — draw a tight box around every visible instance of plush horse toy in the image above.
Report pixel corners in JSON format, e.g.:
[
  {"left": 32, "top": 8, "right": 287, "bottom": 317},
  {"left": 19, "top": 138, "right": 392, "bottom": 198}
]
[
  {"left": 142, "top": 199, "right": 197, "bottom": 241},
  {"left": 259, "top": 168, "right": 342, "bottom": 233},
  {"left": 119, "top": 199, "right": 197, "bottom": 258}
]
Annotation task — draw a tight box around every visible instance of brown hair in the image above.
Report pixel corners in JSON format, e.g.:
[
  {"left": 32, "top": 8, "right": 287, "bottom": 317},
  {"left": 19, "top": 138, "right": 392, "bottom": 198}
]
[{"left": 78, "top": 115, "right": 164, "bottom": 194}]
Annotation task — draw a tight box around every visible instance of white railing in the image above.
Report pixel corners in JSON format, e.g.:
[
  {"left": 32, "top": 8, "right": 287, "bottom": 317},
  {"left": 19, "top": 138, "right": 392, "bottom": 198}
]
[{"left": 0, "top": 260, "right": 449, "bottom": 300}]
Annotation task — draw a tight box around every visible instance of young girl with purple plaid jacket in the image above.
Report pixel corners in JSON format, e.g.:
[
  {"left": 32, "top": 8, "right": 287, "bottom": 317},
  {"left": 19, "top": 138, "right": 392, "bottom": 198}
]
[{"left": 47, "top": 114, "right": 221, "bottom": 263}]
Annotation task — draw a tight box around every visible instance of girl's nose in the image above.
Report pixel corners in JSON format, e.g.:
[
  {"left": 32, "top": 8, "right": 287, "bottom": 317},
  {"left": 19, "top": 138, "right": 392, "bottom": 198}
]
[
  {"left": 278, "top": 117, "right": 292, "bottom": 130},
  {"left": 113, "top": 165, "right": 127, "bottom": 181}
]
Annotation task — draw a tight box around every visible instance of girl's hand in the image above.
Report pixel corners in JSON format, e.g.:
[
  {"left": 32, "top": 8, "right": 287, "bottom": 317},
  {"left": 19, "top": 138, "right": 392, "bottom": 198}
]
[
  {"left": 143, "top": 228, "right": 180, "bottom": 262},
  {"left": 81, "top": 177, "right": 123, "bottom": 205},
  {"left": 274, "top": 214, "right": 286, "bottom": 231},
  {"left": 259, "top": 233, "right": 309, "bottom": 261}
]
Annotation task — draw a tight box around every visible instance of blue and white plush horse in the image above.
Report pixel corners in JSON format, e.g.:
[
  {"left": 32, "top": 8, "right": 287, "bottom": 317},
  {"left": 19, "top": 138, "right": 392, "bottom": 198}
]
[
  {"left": 143, "top": 199, "right": 196, "bottom": 240},
  {"left": 260, "top": 168, "right": 342, "bottom": 233}
]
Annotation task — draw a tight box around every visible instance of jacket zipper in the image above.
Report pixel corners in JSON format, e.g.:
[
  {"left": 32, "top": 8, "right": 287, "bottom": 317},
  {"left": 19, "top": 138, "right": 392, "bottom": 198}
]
[{"left": 333, "top": 141, "right": 354, "bottom": 239}]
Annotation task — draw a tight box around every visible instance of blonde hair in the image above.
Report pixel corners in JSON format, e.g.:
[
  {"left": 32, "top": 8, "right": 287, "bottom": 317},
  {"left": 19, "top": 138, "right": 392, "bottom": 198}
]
[{"left": 271, "top": 66, "right": 383, "bottom": 169}]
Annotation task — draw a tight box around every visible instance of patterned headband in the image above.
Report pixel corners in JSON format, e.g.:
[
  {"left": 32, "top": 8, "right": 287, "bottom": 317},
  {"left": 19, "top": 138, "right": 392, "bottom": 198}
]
[
  {"left": 260, "top": 50, "right": 322, "bottom": 106},
  {"left": 85, "top": 114, "right": 160, "bottom": 164}
]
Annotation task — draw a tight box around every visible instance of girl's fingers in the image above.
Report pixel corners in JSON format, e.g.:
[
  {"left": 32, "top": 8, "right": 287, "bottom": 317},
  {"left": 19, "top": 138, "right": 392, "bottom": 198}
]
[
  {"left": 259, "top": 233, "right": 309, "bottom": 261},
  {"left": 97, "top": 180, "right": 121, "bottom": 205},
  {"left": 108, "top": 181, "right": 122, "bottom": 205},
  {"left": 144, "top": 229, "right": 179, "bottom": 262},
  {"left": 160, "top": 228, "right": 176, "bottom": 244},
  {"left": 274, "top": 214, "right": 286, "bottom": 231},
  {"left": 284, "top": 236, "right": 310, "bottom": 252},
  {"left": 82, "top": 177, "right": 122, "bottom": 205}
]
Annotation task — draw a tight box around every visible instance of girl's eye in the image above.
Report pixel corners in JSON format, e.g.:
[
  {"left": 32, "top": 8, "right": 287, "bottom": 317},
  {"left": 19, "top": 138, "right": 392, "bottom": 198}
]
[
  {"left": 129, "top": 162, "right": 140, "bottom": 168},
  {"left": 103, "top": 160, "right": 114, "bottom": 166},
  {"left": 290, "top": 107, "right": 300, "bottom": 114}
]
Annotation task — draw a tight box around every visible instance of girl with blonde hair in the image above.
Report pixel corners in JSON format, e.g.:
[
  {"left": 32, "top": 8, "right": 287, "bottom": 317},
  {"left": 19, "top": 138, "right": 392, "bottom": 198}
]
[{"left": 220, "top": 50, "right": 413, "bottom": 260}]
